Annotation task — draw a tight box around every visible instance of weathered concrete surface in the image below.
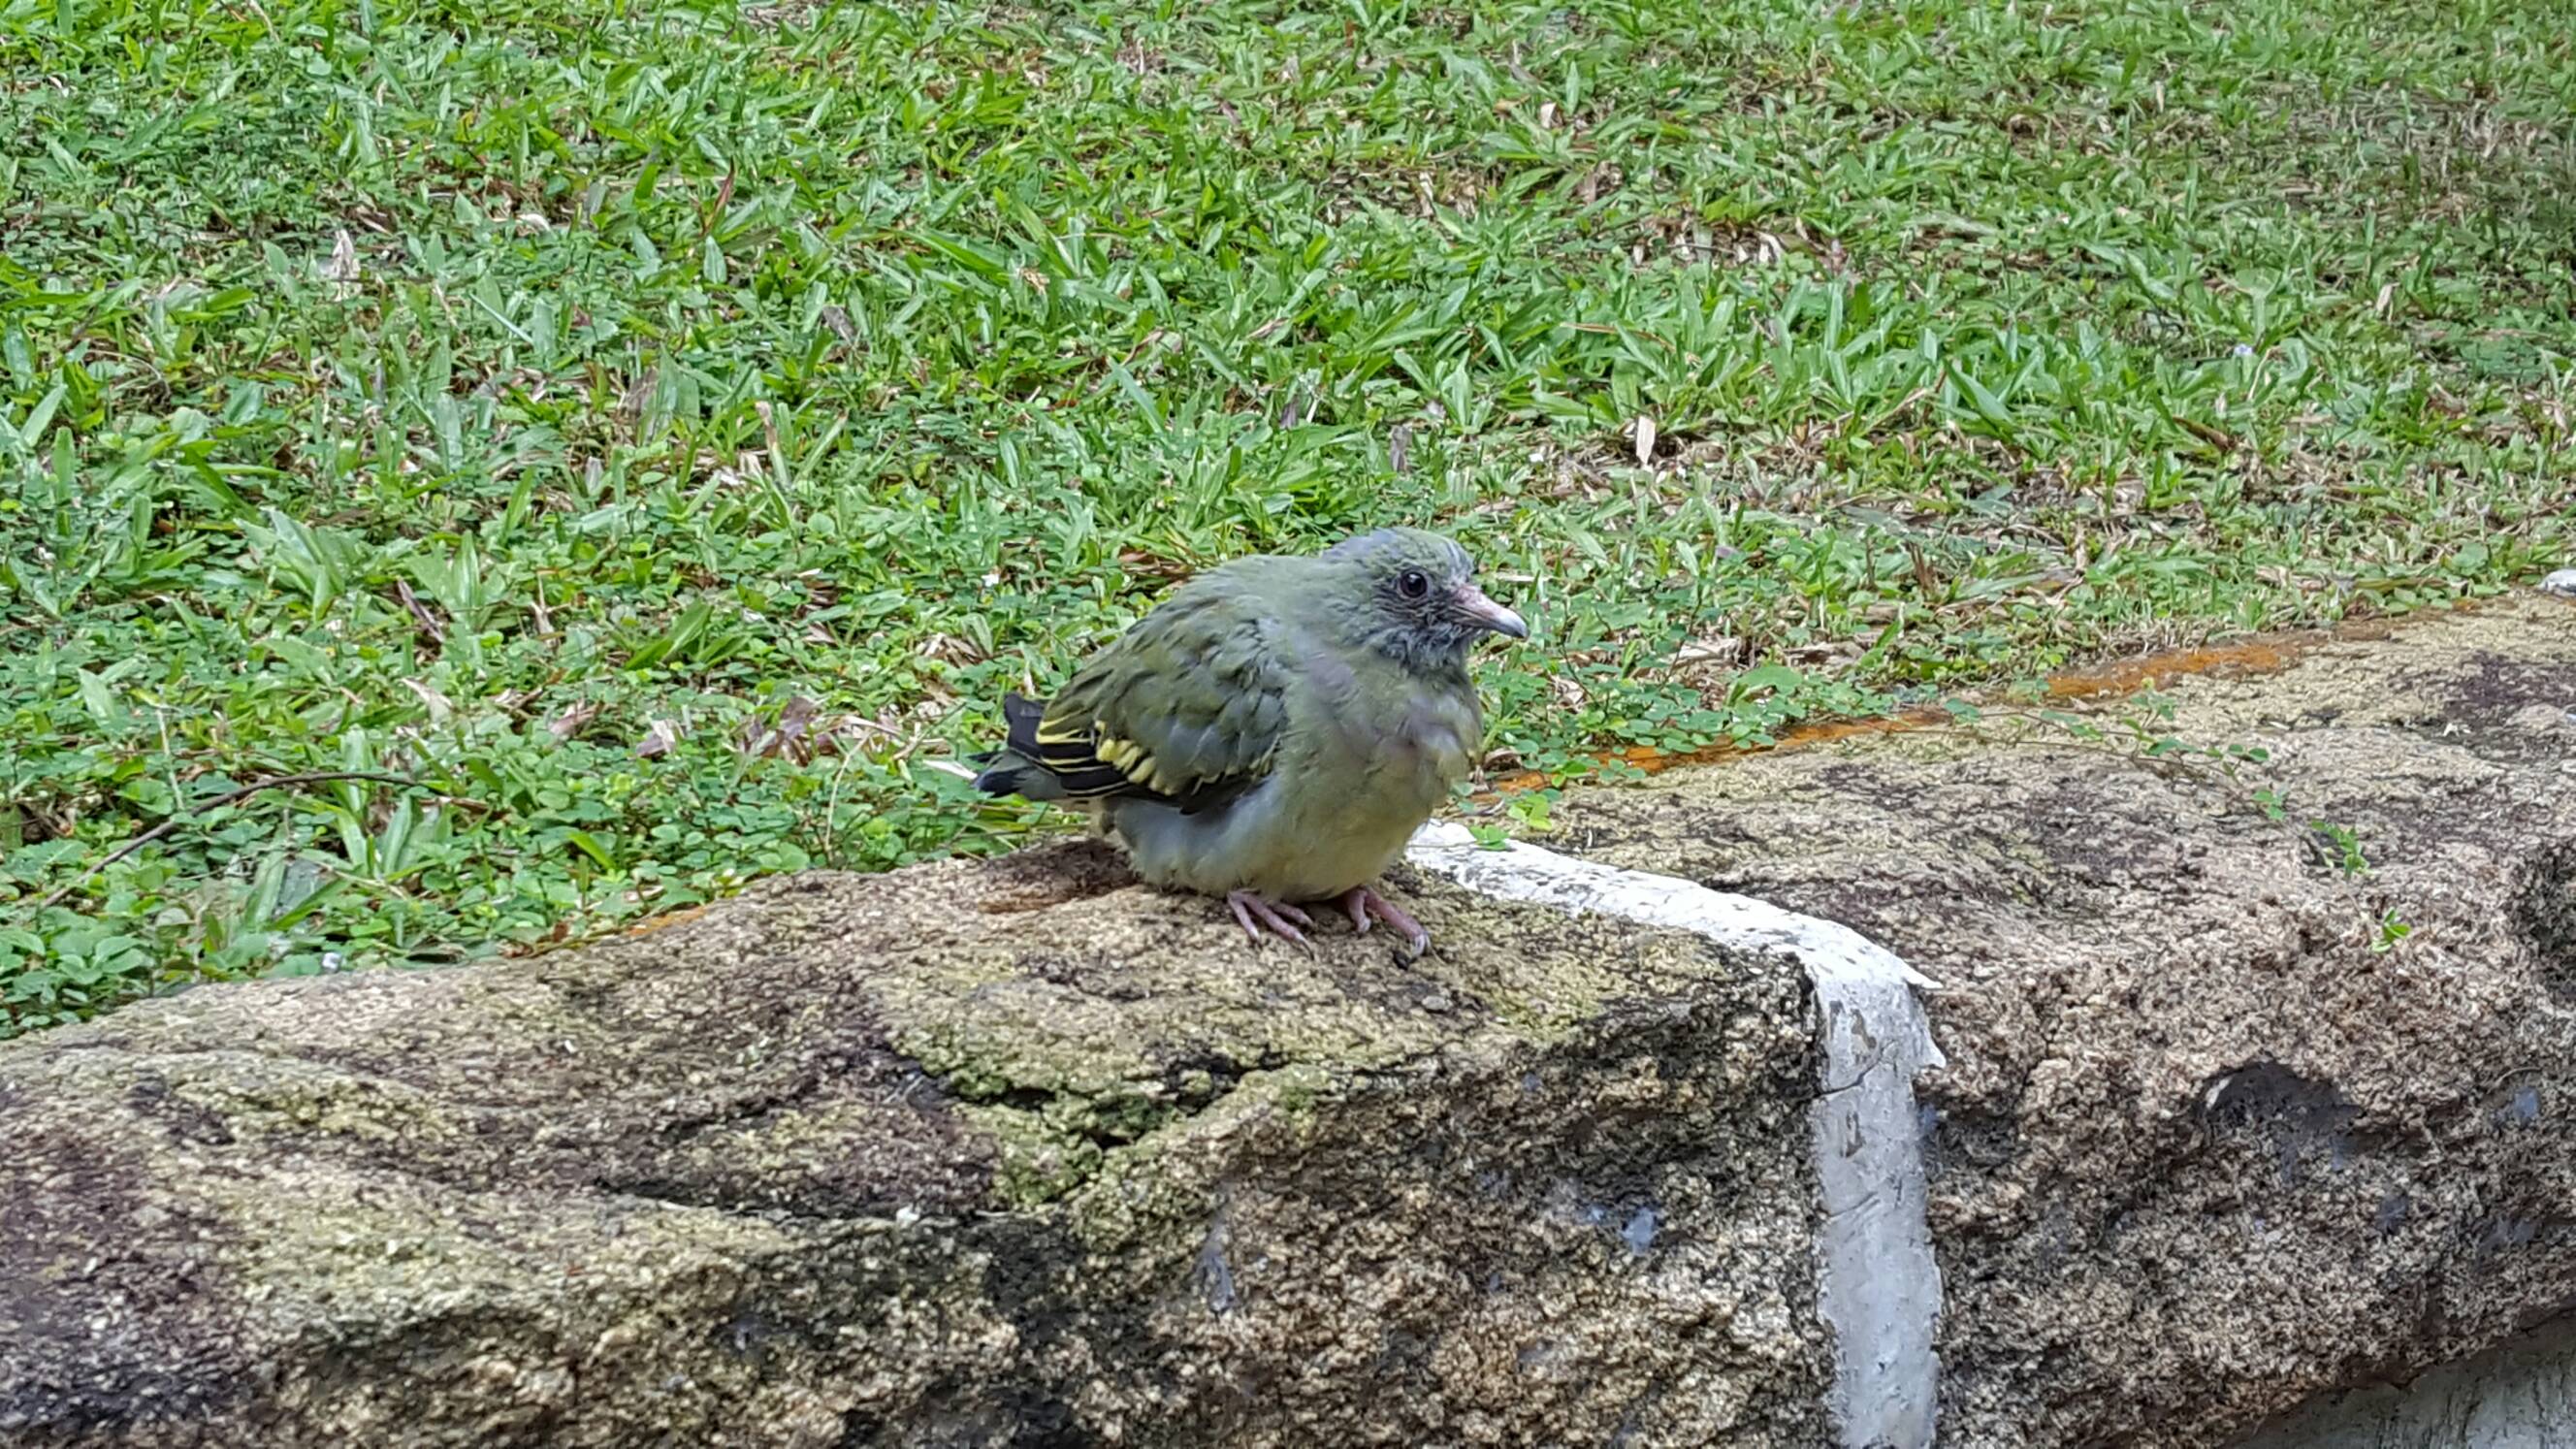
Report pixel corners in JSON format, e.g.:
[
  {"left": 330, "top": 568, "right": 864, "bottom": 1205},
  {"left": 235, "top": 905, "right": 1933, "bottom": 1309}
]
[
  {"left": 1552, "top": 593, "right": 2576, "bottom": 1447},
  {"left": 0, "top": 843, "right": 1830, "bottom": 1446}
]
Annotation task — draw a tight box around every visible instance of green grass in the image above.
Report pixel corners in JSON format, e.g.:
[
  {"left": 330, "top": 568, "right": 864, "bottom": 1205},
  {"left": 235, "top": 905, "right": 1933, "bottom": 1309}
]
[{"left": 3, "top": 0, "right": 2571, "bottom": 1033}]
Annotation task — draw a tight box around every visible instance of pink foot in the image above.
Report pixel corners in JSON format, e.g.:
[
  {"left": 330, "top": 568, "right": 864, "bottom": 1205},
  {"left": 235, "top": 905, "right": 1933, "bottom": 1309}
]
[
  {"left": 1337, "top": 885, "right": 1430, "bottom": 960},
  {"left": 1227, "top": 889, "right": 1314, "bottom": 947}
]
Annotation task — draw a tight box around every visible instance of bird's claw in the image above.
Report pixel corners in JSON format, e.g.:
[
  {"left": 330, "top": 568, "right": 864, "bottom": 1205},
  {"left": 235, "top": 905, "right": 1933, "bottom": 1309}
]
[
  {"left": 1227, "top": 889, "right": 1313, "bottom": 947},
  {"left": 1226, "top": 886, "right": 1426, "bottom": 959},
  {"left": 1337, "top": 885, "right": 1430, "bottom": 961}
]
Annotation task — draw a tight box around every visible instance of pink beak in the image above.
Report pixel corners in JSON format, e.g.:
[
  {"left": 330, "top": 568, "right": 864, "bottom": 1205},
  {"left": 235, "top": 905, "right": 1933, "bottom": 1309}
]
[{"left": 1449, "top": 583, "right": 1528, "bottom": 639}]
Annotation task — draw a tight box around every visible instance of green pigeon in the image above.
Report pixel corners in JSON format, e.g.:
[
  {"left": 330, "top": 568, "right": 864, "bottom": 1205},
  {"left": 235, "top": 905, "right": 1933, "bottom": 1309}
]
[{"left": 972, "top": 528, "right": 1527, "bottom": 954}]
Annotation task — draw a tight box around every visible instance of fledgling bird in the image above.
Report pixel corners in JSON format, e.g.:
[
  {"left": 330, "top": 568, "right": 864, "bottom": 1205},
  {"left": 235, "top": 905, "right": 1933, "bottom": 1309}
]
[{"left": 972, "top": 528, "right": 1527, "bottom": 955}]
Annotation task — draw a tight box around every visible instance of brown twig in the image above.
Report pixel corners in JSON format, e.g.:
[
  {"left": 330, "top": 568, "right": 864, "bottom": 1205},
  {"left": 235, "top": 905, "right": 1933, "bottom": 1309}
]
[{"left": 29, "top": 772, "right": 441, "bottom": 914}]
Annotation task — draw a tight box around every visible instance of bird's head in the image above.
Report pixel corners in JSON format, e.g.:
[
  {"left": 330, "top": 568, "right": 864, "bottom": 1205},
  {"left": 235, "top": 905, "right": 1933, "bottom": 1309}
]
[{"left": 1318, "top": 527, "right": 1528, "bottom": 672}]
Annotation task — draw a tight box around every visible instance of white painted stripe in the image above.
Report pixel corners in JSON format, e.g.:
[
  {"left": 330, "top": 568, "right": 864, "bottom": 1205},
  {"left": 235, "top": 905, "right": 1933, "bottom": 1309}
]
[{"left": 1408, "top": 821, "right": 1946, "bottom": 1449}]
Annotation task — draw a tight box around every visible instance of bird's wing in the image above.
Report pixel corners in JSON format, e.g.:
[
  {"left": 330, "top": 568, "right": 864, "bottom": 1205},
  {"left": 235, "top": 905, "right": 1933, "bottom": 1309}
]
[{"left": 1008, "top": 578, "right": 1293, "bottom": 814}]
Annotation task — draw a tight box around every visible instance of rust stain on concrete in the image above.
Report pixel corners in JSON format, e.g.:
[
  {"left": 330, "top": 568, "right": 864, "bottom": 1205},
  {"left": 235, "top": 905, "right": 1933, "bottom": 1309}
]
[{"left": 1485, "top": 602, "right": 2493, "bottom": 795}]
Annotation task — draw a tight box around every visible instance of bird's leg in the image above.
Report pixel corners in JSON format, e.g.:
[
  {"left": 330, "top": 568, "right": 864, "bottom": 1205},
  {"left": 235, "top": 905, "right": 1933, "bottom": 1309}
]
[
  {"left": 1336, "top": 884, "right": 1430, "bottom": 960},
  {"left": 1226, "top": 889, "right": 1314, "bottom": 947}
]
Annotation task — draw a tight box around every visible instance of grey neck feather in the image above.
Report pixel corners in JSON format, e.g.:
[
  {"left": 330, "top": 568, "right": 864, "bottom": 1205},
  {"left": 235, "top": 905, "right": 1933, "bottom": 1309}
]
[{"left": 1353, "top": 621, "right": 1475, "bottom": 679}]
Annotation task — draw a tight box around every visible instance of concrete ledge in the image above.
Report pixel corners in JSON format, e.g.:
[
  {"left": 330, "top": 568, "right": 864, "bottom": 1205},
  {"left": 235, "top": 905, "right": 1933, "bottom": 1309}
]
[
  {"left": 2, "top": 592, "right": 2572, "bottom": 1446},
  {"left": 2, "top": 843, "right": 1845, "bottom": 1446}
]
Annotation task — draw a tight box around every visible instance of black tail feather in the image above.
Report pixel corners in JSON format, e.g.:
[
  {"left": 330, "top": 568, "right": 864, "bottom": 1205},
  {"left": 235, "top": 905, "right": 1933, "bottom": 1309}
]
[
  {"left": 1000, "top": 692, "right": 1046, "bottom": 754},
  {"left": 972, "top": 763, "right": 1029, "bottom": 795},
  {"left": 974, "top": 693, "right": 1061, "bottom": 800}
]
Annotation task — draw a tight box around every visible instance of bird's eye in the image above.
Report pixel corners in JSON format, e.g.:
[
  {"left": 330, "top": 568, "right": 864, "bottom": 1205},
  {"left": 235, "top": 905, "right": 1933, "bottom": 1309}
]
[{"left": 1398, "top": 569, "right": 1431, "bottom": 599}]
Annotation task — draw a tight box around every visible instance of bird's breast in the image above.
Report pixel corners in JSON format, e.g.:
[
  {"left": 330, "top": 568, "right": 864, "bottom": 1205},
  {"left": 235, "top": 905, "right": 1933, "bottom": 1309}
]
[{"left": 1394, "top": 692, "right": 1479, "bottom": 788}]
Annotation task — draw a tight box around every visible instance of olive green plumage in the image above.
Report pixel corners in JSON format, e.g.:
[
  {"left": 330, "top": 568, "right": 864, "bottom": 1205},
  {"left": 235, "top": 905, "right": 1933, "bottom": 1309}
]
[
  {"left": 973, "top": 528, "right": 1527, "bottom": 948},
  {"left": 995, "top": 577, "right": 1294, "bottom": 812}
]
